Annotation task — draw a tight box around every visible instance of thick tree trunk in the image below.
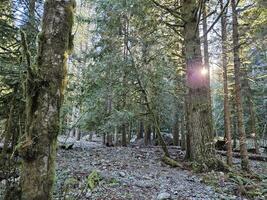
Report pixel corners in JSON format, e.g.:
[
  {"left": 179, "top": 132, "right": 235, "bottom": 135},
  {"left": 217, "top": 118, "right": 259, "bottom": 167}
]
[
  {"left": 20, "top": 1, "right": 75, "bottom": 199},
  {"left": 231, "top": 0, "right": 250, "bottom": 171},
  {"left": 221, "top": 0, "right": 233, "bottom": 166},
  {"left": 182, "top": 0, "right": 215, "bottom": 164}
]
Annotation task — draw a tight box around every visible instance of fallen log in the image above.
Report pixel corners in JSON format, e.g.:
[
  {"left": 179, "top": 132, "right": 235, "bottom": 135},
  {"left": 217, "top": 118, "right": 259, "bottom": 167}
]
[{"left": 217, "top": 150, "right": 267, "bottom": 162}]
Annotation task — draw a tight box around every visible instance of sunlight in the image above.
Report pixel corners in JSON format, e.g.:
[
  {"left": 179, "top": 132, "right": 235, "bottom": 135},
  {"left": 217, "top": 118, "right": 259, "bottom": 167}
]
[{"left": 201, "top": 67, "right": 208, "bottom": 76}]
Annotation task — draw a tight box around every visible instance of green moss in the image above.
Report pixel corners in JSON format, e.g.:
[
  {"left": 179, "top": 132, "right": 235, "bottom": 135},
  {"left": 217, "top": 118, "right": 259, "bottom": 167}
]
[
  {"left": 87, "top": 170, "right": 102, "bottom": 190},
  {"left": 162, "top": 156, "right": 183, "bottom": 168},
  {"left": 107, "top": 178, "right": 120, "bottom": 187}
]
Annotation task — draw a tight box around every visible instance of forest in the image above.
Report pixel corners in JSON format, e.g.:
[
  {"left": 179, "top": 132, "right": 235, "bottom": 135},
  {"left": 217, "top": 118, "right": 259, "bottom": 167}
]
[{"left": 0, "top": 0, "right": 266, "bottom": 199}]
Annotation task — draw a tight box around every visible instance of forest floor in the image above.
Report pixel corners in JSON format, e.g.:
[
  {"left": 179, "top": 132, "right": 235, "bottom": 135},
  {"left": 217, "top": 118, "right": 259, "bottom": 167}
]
[{"left": 54, "top": 136, "right": 267, "bottom": 200}]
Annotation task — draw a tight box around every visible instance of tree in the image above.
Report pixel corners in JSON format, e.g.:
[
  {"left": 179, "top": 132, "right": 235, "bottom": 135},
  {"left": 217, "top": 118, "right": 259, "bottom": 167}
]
[
  {"left": 231, "top": 0, "right": 250, "bottom": 171},
  {"left": 19, "top": 0, "right": 76, "bottom": 199},
  {"left": 202, "top": 1, "right": 213, "bottom": 131},
  {"left": 220, "top": 0, "right": 233, "bottom": 166},
  {"left": 182, "top": 0, "right": 215, "bottom": 165}
]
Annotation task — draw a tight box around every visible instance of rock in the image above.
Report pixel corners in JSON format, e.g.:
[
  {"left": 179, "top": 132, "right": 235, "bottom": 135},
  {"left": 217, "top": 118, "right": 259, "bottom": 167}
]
[
  {"left": 1, "top": 180, "right": 6, "bottom": 185},
  {"left": 134, "top": 180, "right": 154, "bottom": 188},
  {"left": 130, "top": 135, "right": 137, "bottom": 143},
  {"left": 85, "top": 191, "right": 92, "bottom": 198},
  {"left": 118, "top": 171, "right": 126, "bottom": 177},
  {"left": 157, "top": 192, "right": 171, "bottom": 200}
]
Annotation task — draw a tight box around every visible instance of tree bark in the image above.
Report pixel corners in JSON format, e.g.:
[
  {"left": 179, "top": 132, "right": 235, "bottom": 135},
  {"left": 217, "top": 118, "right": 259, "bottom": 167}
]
[
  {"left": 122, "top": 124, "right": 127, "bottom": 146},
  {"left": 144, "top": 123, "right": 151, "bottom": 146},
  {"left": 20, "top": 1, "right": 76, "bottom": 199},
  {"left": 121, "top": 12, "right": 128, "bottom": 147},
  {"left": 69, "top": 106, "right": 76, "bottom": 137},
  {"left": 202, "top": 2, "right": 213, "bottom": 137},
  {"left": 220, "top": 0, "right": 233, "bottom": 166},
  {"left": 75, "top": 128, "right": 81, "bottom": 141},
  {"left": 152, "top": 126, "right": 156, "bottom": 140},
  {"left": 172, "top": 114, "right": 179, "bottom": 146},
  {"left": 231, "top": 0, "right": 250, "bottom": 171},
  {"left": 180, "top": 116, "right": 186, "bottom": 150},
  {"left": 137, "top": 120, "right": 144, "bottom": 139},
  {"left": 243, "top": 71, "right": 259, "bottom": 154},
  {"left": 102, "top": 133, "right": 106, "bottom": 145},
  {"left": 182, "top": 0, "right": 215, "bottom": 164}
]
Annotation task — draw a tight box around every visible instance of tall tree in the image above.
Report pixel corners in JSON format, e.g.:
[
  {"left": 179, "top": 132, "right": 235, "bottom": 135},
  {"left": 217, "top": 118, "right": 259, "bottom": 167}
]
[
  {"left": 243, "top": 70, "right": 259, "bottom": 154},
  {"left": 231, "top": 0, "right": 250, "bottom": 171},
  {"left": 202, "top": 1, "right": 213, "bottom": 130},
  {"left": 220, "top": 0, "right": 233, "bottom": 166},
  {"left": 182, "top": 0, "right": 215, "bottom": 165},
  {"left": 19, "top": 0, "right": 76, "bottom": 199}
]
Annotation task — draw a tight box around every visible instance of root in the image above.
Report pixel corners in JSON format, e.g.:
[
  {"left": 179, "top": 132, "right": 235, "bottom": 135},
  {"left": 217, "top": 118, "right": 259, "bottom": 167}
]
[{"left": 161, "top": 156, "right": 183, "bottom": 168}]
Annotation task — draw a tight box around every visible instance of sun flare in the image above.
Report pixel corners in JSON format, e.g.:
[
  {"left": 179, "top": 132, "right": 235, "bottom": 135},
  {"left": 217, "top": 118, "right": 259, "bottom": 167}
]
[{"left": 201, "top": 67, "right": 208, "bottom": 76}]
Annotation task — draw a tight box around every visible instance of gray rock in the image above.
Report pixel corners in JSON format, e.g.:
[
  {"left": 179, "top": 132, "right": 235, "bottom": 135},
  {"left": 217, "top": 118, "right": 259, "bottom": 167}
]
[
  {"left": 157, "top": 192, "right": 171, "bottom": 200},
  {"left": 118, "top": 171, "right": 126, "bottom": 177},
  {"left": 85, "top": 191, "right": 92, "bottom": 198},
  {"left": 134, "top": 180, "right": 154, "bottom": 188}
]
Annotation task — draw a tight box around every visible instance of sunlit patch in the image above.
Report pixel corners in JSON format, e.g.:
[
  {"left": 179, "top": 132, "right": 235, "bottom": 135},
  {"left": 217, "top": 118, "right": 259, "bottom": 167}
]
[{"left": 201, "top": 67, "right": 208, "bottom": 76}]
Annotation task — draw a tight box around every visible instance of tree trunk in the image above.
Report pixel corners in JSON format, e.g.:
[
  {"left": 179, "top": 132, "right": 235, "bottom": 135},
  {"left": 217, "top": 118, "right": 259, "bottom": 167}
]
[
  {"left": 181, "top": 116, "right": 186, "bottom": 150},
  {"left": 121, "top": 12, "right": 128, "bottom": 147},
  {"left": 221, "top": 0, "right": 233, "bottom": 166},
  {"left": 231, "top": 0, "right": 250, "bottom": 171},
  {"left": 102, "top": 133, "right": 106, "bottom": 145},
  {"left": 128, "top": 122, "right": 132, "bottom": 143},
  {"left": 122, "top": 124, "right": 127, "bottom": 146},
  {"left": 172, "top": 115, "right": 179, "bottom": 146},
  {"left": 144, "top": 123, "right": 151, "bottom": 146},
  {"left": 69, "top": 106, "right": 76, "bottom": 137},
  {"left": 243, "top": 71, "right": 259, "bottom": 154},
  {"left": 182, "top": 0, "right": 215, "bottom": 164},
  {"left": 233, "top": 112, "right": 238, "bottom": 149},
  {"left": 137, "top": 120, "right": 144, "bottom": 139},
  {"left": 202, "top": 2, "right": 213, "bottom": 138},
  {"left": 75, "top": 128, "right": 81, "bottom": 141},
  {"left": 20, "top": 1, "right": 75, "bottom": 199},
  {"left": 106, "top": 133, "right": 113, "bottom": 146}
]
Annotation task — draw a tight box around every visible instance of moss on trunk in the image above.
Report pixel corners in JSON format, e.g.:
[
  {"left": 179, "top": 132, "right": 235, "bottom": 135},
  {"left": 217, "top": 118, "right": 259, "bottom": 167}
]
[
  {"left": 19, "top": 1, "right": 76, "bottom": 199},
  {"left": 182, "top": 0, "right": 215, "bottom": 165}
]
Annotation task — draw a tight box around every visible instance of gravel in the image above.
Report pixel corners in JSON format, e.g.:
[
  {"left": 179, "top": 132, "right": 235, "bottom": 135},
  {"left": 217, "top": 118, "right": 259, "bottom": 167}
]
[{"left": 54, "top": 137, "right": 238, "bottom": 200}]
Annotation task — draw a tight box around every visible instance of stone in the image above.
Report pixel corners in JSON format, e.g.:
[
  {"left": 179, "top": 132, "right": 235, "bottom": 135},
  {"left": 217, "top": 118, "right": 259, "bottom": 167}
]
[
  {"left": 85, "top": 191, "right": 92, "bottom": 198},
  {"left": 157, "top": 192, "right": 171, "bottom": 200},
  {"left": 134, "top": 180, "right": 154, "bottom": 188},
  {"left": 118, "top": 171, "right": 126, "bottom": 177}
]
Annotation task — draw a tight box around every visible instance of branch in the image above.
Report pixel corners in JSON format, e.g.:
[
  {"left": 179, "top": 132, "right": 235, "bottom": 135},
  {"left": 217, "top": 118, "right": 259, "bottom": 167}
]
[
  {"left": 20, "top": 30, "right": 31, "bottom": 69},
  {"left": 151, "top": 0, "right": 183, "bottom": 20},
  {"left": 203, "top": 0, "right": 230, "bottom": 37}
]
